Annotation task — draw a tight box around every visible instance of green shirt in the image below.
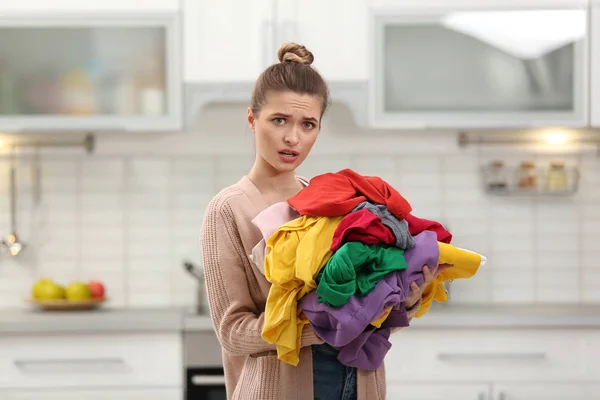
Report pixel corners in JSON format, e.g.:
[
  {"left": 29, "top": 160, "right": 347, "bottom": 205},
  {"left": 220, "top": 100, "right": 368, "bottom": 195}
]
[{"left": 316, "top": 242, "right": 408, "bottom": 307}]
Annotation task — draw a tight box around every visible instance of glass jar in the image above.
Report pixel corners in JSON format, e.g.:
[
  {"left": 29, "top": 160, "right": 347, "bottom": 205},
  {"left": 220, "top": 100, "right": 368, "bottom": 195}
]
[
  {"left": 517, "top": 161, "right": 537, "bottom": 189},
  {"left": 485, "top": 160, "right": 508, "bottom": 192},
  {"left": 546, "top": 161, "right": 568, "bottom": 191}
]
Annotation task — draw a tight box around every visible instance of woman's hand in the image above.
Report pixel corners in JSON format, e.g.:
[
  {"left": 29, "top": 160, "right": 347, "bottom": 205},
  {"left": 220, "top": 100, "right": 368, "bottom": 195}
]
[{"left": 402, "top": 264, "right": 453, "bottom": 311}]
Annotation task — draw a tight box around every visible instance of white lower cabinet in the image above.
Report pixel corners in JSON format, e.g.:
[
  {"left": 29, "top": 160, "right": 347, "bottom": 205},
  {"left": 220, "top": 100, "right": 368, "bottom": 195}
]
[
  {"left": 387, "top": 383, "right": 490, "bottom": 399},
  {"left": 385, "top": 328, "right": 600, "bottom": 400},
  {"left": 492, "top": 383, "right": 600, "bottom": 400},
  {"left": 0, "top": 332, "right": 183, "bottom": 398},
  {"left": 387, "top": 383, "right": 600, "bottom": 400},
  {"left": 0, "top": 389, "right": 182, "bottom": 400},
  {"left": 0, "top": 333, "right": 181, "bottom": 389}
]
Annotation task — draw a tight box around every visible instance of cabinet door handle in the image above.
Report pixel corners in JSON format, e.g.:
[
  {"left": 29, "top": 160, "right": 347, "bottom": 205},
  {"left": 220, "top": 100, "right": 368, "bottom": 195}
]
[
  {"left": 14, "top": 358, "right": 128, "bottom": 374},
  {"left": 261, "top": 19, "right": 272, "bottom": 68},
  {"left": 436, "top": 352, "right": 547, "bottom": 362},
  {"left": 261, "top": 0, "right": 278, "bottom": 68},
  {"left": 191, "top": 375, "right": 226, "bottom": 386}
]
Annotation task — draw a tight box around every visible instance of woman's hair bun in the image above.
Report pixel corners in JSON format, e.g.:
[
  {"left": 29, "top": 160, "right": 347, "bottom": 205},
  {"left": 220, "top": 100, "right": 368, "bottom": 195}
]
[{"left": 277, "top": 42, "right": 314, "bottom": 65}]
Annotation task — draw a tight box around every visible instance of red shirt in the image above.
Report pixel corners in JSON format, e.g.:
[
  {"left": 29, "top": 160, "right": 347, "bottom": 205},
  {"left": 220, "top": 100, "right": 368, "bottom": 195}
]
[
  {"left": 331, "top": 209, "right": 396, "bottom": 251},
  {"left": 405, "top": 214, "right": 452, "bottom": 244},
  {"left": 288, "top": 169, "right": 412, "bottom": 220}
]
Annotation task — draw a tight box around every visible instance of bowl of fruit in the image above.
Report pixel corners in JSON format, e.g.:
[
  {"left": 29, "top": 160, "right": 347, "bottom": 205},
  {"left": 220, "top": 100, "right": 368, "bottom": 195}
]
[{"left": 27, "top": 279, "right": 107, "bottom": 311}]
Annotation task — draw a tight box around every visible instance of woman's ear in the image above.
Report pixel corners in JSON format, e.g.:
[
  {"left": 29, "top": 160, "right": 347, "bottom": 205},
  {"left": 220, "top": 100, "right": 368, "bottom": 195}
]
[{"left": 247, "top": 107, "right": 256, "bottom": 133}]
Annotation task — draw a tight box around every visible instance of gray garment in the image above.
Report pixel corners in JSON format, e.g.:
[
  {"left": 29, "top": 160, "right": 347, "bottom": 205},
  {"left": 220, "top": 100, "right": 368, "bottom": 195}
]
[{"left": 351, "top": 201, "right": 415, "bottom": 249}]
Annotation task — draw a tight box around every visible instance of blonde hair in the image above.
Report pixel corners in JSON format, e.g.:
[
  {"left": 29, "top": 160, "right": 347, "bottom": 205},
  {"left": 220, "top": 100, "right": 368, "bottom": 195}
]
[{"left": 250, "top": 42, "right": 330, "bottom": 117}]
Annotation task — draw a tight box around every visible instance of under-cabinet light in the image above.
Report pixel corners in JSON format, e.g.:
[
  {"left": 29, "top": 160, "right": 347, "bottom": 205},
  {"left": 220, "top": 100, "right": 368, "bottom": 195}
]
[{"left": 544, "top": 131, "right": 568, "bottom": 145}]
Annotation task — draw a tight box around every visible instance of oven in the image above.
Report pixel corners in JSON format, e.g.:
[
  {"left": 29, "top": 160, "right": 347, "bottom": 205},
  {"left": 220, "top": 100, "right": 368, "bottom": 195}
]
[{"left": 184, "top": 330, "right": 226, "bottom": 400}]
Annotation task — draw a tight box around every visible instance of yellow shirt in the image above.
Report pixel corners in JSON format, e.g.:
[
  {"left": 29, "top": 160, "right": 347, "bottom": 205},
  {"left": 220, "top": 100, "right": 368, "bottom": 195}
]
[
  {"left": 370, "top": 306, "right": 393, "bottom": 328},
  {"left": 261, "top": 215, "right": 343, "bottom": 366},
  {"left": 416, "top": 242, "right": 486, "bottom": 317}
]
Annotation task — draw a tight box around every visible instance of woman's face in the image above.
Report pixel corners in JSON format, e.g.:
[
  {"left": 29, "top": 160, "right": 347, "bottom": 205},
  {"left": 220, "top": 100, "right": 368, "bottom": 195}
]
[{"left": 248, "top": 91, "right": 322, "bottom": 174}]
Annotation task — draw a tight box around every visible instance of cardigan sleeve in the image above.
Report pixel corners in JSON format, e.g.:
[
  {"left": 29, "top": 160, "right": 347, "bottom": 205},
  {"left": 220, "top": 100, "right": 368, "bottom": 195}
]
[{"left": 200, "top": 197, "right": 322, "bottom": 357}]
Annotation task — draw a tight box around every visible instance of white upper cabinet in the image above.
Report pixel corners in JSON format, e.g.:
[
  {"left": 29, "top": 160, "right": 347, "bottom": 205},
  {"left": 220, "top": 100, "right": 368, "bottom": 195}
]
[
  {"left": 589, "top": 0, "right": 600, "bottom": 126},
  {"left": 0, "top": 12, "right": 182, "bottom": 132},
  {"left": 369, "top": 0, "right": 590, "bottom": 129},
  {"left": 0, "top": 0, "right": 179, "bottom": 13},
  {"left": 292, "top": 0, "right": 369, "bottom": 81},
  {"left": 184, "top": 0, "right": 369, "bottom": 82},
  {"left": 184, "top": 0, "right": 273, "bottom": 82}
]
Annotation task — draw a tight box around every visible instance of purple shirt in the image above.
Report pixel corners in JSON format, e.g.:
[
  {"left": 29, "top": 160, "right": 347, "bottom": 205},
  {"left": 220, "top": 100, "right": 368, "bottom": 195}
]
[
  {"left": 337, "top": 306, "right": 407, "bottom": 370},
  {"left": 299, "top": 230, "right": 440, "bottom": 370}
]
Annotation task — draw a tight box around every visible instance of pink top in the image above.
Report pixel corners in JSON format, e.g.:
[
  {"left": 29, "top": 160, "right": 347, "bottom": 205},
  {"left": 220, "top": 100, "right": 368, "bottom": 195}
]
[
  {"left": 249, "top": 176, "right": 308, "bottom": 274},
  {"left": 250, "top": 202, "right": 300, "bottom": 274}
]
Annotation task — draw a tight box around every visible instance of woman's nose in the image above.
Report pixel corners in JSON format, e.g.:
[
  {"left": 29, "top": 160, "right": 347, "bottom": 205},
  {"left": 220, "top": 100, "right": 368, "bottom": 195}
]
[{"left": 284, "top": 127, "right": 300, "bottom": 145}]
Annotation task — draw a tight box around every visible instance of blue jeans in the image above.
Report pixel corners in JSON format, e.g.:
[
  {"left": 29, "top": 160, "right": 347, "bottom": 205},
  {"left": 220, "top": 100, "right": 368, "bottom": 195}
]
[{"left": 312, "top": 343, "right": 357, "bottom": 400}]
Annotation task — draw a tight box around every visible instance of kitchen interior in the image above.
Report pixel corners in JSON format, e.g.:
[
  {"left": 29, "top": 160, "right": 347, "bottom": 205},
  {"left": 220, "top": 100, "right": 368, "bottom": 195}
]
[{"left": 0, "top": 0, "right": 600, "bottom": 399}]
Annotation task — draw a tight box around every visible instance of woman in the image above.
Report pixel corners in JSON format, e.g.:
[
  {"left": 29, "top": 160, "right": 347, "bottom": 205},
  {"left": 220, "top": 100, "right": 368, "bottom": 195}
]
[{"left": 200, "top": 42, "right": 447, "bottom": 400}]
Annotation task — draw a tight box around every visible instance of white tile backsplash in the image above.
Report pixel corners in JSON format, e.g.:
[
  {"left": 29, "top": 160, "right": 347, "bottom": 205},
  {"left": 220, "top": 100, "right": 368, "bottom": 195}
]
[{"left": 0, "top": 104, "right": 599, "bottom": 309}]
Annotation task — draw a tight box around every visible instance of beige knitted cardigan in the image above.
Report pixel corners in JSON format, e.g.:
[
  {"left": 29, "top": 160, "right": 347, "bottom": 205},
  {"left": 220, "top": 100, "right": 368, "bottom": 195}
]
[{"left": 200, "top": 176, "right": 388, "bottom": 400}]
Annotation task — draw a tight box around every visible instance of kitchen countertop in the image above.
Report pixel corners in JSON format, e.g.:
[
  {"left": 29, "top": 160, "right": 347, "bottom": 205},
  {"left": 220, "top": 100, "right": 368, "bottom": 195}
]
[
  {"left": 409, "top": 304, "right": 600, "bottom": 329},
  {"left": 0, "top": 307, "right": 187, "bottom": 334},
  {"left": 2, "top": 304, "right": 600, "bottom": 335},
  {"left": 184, "top": 304, "right": 600, "bottom": 330}
]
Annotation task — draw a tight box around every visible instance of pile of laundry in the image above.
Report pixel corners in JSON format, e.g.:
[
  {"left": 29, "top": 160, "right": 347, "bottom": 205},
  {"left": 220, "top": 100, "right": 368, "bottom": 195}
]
[{"left": 249, "top": 169, "right": 486, "bottom": 370}]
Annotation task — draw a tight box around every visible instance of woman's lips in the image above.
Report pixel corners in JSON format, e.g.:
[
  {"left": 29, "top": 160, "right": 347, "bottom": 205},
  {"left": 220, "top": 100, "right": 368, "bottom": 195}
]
[{"left": 279, "top": 150, "right": 299, "bottom": 163}]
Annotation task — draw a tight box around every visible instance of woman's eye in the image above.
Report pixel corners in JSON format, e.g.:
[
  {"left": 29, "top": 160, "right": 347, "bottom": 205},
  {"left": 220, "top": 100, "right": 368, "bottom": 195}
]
[
  {"left": 273, "top": 118, "right": 285, "bottom": 125},
  {"left": 303, "top": 122, "right": 315, "bottom": 129}
]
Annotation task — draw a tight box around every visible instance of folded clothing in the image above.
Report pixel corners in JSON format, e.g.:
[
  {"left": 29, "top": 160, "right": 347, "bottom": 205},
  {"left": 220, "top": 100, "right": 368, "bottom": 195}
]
[
  {"left": 351, "top": 202, "right": 415, "bottom": 249},
  {"left": 300, "top": 270, "right": 410, "bottom": 348},
  {"left": 262, "top": 215, "right": 343, "bottom": 366},
  {"left": 405, "top": 213, "right": 452, "bottom": 244},
  {"left": 300, "top": 231, "right": 438, "bottom": 358},
  {"left": 249, "top": 238, "right": 267, "bottom": 275},
  {"left": 402, "top": 230, "right": 440, "bottom": 287},
  {"left": 416, "top": 241, "right": 487, "bottom": 318},
  {"left": 249, "top": 202, "right": 301, "bottom": 275},
  {"left": 370, "top": 306, "right": 392, "bottom": 328},
  {"left": 252, "top": 201, "right": 300, "bottom": 241},
  {"left": 337, "top": 306, "right": 408, "bottom": 370},
  {"left": 288, "top": 168, "right": 412, "bottom": 220},
  {"left": 338, "top": 327, "right": 391, "bottom": 371},
  {"left": 331, "top": 208, "right": 396, "bottom": 251},
  {"left": 316, "top": 242, "right": 408, "bottom": 307}
]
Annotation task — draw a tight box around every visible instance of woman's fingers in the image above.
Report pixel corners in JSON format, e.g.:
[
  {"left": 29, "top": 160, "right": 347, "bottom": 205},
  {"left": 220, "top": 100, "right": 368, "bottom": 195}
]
[
  {"left": 410, "top": 282, "right": 419, "bottom": 292},
  {"left": 404, "top": 263, "right": 455, "bottom": 309},
  {"left": 422, "top": 265, "right": 437, "bottom": 284},
  {"left": 437, "top": 263, "right": 453, "bottom": 274}
]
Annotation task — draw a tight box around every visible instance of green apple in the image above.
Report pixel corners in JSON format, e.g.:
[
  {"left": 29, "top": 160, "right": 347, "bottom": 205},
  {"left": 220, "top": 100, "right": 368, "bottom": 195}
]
[
  {"left": 33, "top": 279, "right": 65, "bottom": 300},
  {"left": 65, "top": 282, "right": 92, "bottom": 301},
  {"left": 32, "top": 278, "right": 53, "bottom": 299}
]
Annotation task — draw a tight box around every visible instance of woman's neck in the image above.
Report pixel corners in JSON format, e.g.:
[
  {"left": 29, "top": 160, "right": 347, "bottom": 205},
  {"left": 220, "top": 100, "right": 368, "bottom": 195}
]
[{"left": 248, "top": 158, "right": 303, "bottom": 196}]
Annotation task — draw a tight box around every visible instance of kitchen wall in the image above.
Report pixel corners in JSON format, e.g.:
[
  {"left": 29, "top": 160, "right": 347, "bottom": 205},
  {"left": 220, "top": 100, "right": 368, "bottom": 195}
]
[{"left": 0, "top": 102, "right": 599, "bottom": 309}]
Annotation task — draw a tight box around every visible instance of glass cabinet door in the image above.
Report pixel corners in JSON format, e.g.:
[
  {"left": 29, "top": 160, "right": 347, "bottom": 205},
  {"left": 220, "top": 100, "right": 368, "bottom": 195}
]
[
  {"left": 371, "top": 7, "right": 588, "bottom": 128},
  {"left": 0, "top": 15, "right": 181, "bottom": 132}
]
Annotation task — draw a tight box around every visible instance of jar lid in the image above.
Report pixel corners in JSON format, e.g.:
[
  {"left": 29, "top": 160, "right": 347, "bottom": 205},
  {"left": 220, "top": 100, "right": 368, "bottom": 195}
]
[
  {"left": 520, "top": 160, "right": 536, "bottom": 168},
  {"left": 490, "top": 160, "right": 505, "bottom": 168},
  {"left": 550, "top": 160, "right": 565, "bottom": 168}
]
